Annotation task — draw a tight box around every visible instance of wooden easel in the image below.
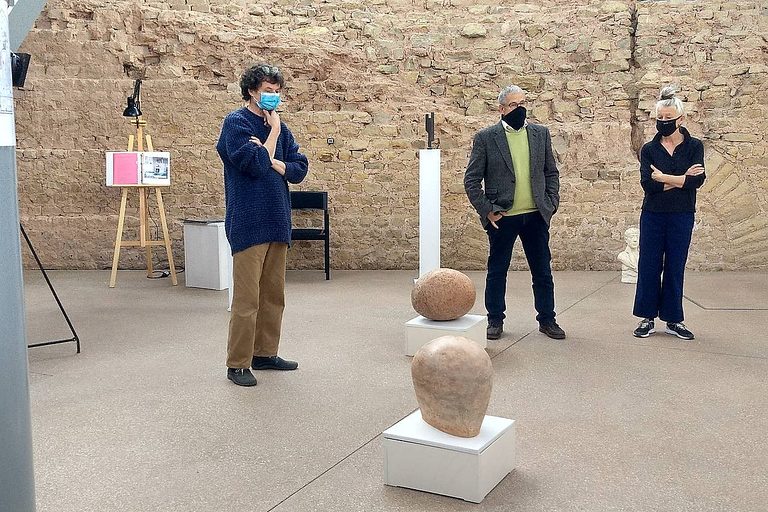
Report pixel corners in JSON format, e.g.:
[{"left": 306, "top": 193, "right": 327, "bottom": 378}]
[{"left": 109, "top": 118, "right": 177, "bottom": 287}]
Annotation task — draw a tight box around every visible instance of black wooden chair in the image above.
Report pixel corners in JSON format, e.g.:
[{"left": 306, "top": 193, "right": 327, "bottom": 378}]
[{"left": 290, "top": 191, "right": 330, "bottom": 280}]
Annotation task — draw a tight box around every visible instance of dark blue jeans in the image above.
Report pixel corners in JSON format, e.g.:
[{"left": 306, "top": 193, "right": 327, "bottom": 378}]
[
  {"left": 633, "top": 210, "right": 694, "bottom": 323},
  {"left": 485, "top": 212, "right": 555, "bottom": 326}
]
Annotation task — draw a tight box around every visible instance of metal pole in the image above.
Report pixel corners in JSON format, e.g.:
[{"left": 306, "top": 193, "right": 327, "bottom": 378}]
[{"left": 0, "top": 6, "right": 37, "bottom": 512}]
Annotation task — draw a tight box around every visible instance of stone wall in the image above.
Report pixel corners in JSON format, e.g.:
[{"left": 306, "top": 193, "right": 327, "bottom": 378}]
[{"left": 13, "top": 0, "right": 768, "bottom": 271}]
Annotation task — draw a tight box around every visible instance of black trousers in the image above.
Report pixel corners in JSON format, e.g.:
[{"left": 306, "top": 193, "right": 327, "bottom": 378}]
[
  {"left": 633, "top": 210, "right": 694, "bottom": 323},
  {"left": 485, "top": 212, "right": 556, "bottom": 326}
]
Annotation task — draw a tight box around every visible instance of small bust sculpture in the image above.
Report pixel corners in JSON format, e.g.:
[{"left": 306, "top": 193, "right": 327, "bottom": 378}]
[
  {"left": 411, "top": 335, "right": 493, "bottom": 438},
  {"left": 411, "top": 268, "right": 476, "bottom": 321},
  {"left": 617, "top": 227, "right": 639, "bottom": 284}
]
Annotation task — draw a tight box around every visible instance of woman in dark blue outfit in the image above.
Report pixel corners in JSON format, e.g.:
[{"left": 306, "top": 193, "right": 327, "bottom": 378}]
[{"left": 633, "top": 86, "right": 706, "bottom": 340}]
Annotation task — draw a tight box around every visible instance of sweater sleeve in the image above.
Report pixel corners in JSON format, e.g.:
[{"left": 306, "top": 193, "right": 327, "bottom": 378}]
[
  {"left": 222, "top": 114, "right": 272, "bottom": 178},
  {"left": 682, "top": 140, "right": 706, "bottom": 190},
  {"left": 639, "top": 144, "right": 665, "bottom": 195},
  {"left": 281, "top": 127, "right": 309, "bottom": 184}
]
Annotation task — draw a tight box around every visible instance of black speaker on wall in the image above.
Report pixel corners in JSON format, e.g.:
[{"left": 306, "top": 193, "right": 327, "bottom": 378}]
[{"left": 11, "top": 52, "right": 31, "bottom": 88}]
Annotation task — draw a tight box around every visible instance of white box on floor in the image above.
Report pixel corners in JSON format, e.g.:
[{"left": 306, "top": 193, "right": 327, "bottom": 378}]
[
  {"left": 404, "top": 314, "right": 487, "bottom": 356},
  {"left": 383, "top": 410, "right": 516, "bottom": 503},
  {"left": 183, "top": 220, "right": 231, "bottom": 290}
]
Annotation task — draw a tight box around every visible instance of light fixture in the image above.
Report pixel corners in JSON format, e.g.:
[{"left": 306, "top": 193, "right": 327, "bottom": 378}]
[{"left": 122, "top": 79, "right": 142, "bottom": 118}]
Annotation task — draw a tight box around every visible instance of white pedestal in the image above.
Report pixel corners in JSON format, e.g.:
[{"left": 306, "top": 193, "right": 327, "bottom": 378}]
[
  {"left": 419, "top": 149, "right": 440, "bottom": 278},
  {"left": 183, "top": 220, "right": 231, "bottom": 290},
  {"left": 383, "top": 410, "right": 516, "bottom": 503},
  {"left": 404, "top": 314, "right": 487, "bottom": 356}
]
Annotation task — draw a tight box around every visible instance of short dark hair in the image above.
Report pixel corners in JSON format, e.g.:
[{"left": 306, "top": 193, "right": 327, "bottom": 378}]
[{"left": 240, "top": 64, "right": 284, "bottom": 101}]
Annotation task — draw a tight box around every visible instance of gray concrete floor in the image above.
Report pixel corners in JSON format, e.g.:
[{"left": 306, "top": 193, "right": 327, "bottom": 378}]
[{"left": 23, "top": 270, "right": 768, "bottom": 512}]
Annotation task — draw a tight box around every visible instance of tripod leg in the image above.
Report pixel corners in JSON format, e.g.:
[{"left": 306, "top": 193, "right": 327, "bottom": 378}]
[
  {"left": 110, "top": 188, "right": 129, "bottom": 288},
  {"left": 140, "top": 188, "right": 153, "bottom": 277},
  {"left": 155, "top": 188, "right": 177, "bottom": 285},
  {"left": 21, "top": 224, "right": 81, "bottom": 353}
]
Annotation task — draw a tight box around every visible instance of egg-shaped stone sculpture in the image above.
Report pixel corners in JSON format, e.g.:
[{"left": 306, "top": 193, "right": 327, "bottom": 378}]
[
  {"left": 411, "top": 268, "right": 476, "bottom": 321},
  {"left": 411, "top": 335, "right": 493, "bottom": 438}
]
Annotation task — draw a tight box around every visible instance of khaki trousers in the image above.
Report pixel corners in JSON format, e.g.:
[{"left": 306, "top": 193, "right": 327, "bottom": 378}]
[{"left": 226, "top": 242, "right": 287, "bottom": 368}]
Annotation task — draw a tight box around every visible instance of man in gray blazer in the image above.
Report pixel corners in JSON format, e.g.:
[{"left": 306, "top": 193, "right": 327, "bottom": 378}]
[{"left": 464, "top": 85, "right": 566, "bottom": 341}]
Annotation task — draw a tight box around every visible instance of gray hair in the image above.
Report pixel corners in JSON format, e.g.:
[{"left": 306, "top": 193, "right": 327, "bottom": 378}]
[
  {"left": 654, "top": 84, "right": 685, "bottom": 117},
  {"left": 498, "top": 85, "right": 525, "bottom": 104}
]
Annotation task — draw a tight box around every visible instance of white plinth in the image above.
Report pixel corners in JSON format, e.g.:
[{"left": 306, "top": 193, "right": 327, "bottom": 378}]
[
  {"left": 183, "top": 221, "right": 230, "bottom": 290},
  {"left": 404, "top": 314, "right": 487, "bottom": 356},
  {"left": 419, "top": 149, "right": 440, "bottom": 278},
  {"left": 383, "top": 410, "right": 516, "bottom": 503}
]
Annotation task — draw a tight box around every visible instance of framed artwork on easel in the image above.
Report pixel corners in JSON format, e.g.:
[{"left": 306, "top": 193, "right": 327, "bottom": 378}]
[{"left": 105, "top": 151, "right": 171, "bottom": 187}]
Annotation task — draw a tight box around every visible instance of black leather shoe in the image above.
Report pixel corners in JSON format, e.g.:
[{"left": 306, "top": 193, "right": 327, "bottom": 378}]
[
  {"left": 487, "top": 322, "right": 503, "bottom": 340},
  {"left": 539, "top": 321, "right": 566, "bottom": 340},
  {"left": 251, "top": 355, "right": 299, "bottom": 371},
  {"left": 227, "top": 368, "right": 257, "bottom": 386}
]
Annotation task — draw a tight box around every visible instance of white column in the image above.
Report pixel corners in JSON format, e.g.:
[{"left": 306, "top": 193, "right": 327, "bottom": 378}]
[
  {"left": 418, "top": 149, "right": 441, "bottom": 277},
  {"left": 0, "top": 7, "right": 37, "bottom": 512}
]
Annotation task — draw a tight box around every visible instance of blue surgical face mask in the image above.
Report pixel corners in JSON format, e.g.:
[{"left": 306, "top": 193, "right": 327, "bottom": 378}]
[{"left": 257, "top": 92, "right": 281, "bottom": 111}]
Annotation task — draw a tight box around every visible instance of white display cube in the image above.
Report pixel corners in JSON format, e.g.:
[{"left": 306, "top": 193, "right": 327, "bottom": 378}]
[
  {"left": 383, "top": 410, "right": 516, "bottom": 503},
  {"left": 404, "top": 314, "right": 487, "bottom": 356},
  {"left": 183, "top": 220, "right": 231, "bottom": 290}
]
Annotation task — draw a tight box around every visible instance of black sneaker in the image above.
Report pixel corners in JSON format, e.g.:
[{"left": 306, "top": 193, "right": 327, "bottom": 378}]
[
  {"left": 665, "top": 322, "right": 694, "bottom": 340},
  {"left": 227, "top": 368, "right": 257, "bottom": 387},
  {"left": 633, "top": 318, "right": 655, "bottom": 338},
  {"left": 487, "top": 322, "right": 503, "bottom": 340},
  {"left": 251, "top": 355, "right": 299, "bottom": 371},
  {"left": 539, "top": 321, "right": 566, "bottom": 340}
]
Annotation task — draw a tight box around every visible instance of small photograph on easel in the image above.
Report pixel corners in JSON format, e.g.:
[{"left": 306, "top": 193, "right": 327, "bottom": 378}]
[
  {"left": 140, "top": 152, "right": 171, "bottom": 186},
  {"left": 106, "top": 152, "right": 141, "bottom": 186}
]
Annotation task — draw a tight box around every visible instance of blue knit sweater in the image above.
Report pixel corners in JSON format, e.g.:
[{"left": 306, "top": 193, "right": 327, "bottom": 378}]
[{"left": 216, "top": 107, "right": 309, "bottom": 254}]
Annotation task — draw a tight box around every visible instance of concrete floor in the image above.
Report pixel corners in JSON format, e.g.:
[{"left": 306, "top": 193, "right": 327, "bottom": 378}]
[{"left": 23, "top": 269, "right": 768, "bottom": 512}]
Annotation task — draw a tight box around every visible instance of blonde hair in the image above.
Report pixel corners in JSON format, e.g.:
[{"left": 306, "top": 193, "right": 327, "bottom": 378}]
[{"left": 655, "top": 85, "right": 684, "bottom": 117}]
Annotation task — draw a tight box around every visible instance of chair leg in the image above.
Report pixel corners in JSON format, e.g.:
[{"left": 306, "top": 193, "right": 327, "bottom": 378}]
[{"left": 325, "top": 236, "right": 330, "bottom": 280}]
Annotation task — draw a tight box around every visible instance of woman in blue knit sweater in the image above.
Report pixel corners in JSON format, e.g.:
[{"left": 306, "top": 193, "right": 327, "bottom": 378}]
[{"left": 216, "top": 64, "right": 309, "bottom": 387}]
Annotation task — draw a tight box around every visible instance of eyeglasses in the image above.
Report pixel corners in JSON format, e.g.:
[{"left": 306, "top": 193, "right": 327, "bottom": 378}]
[
  {"left": 260, "top": 65, "right": 280, "bottom": 76},
  {"left": 502, "top": 101, "right": 526, "bottom": 110}
]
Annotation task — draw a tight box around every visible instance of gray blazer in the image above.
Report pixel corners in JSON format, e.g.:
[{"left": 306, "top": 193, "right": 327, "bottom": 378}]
[{"left": 464, "top": 122, "right": 560, "bottom": 228}]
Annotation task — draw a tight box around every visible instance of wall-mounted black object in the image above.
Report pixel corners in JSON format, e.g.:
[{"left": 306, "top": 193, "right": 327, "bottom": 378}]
[{"left": 11, "top": 52, "right": 31, "bottom": 88}]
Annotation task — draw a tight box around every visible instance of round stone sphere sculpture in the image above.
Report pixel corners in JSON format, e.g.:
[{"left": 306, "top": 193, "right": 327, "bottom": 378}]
[
  {"left": 411, "top": 335, "right": 493, "bottom": 438},
  {"left": 411, "top": 268, "right": 476, "bottom": 321}
]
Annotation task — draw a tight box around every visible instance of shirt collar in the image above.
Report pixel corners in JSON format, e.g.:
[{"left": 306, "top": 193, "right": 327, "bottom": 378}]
[{"left": 501, "top": 119, "right": 528, "bottom": 132}]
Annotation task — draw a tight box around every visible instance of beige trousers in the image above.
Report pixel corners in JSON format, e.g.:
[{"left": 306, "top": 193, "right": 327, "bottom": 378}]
[{"left": 226, "top": 242, "right": 287, "bottom": 368}]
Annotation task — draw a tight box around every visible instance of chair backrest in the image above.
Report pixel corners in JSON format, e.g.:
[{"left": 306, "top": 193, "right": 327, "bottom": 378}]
[{"left": 290, "top": 191, "right": 327, "bottom": 210}]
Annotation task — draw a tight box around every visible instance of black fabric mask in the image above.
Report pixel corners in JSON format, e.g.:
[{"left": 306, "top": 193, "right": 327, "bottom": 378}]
[
  {"left": 656, "top": 118, "right": 679, "bottom": 137},
  {"left": 502, "top": 106, "right": 527, "bottom": 130}
]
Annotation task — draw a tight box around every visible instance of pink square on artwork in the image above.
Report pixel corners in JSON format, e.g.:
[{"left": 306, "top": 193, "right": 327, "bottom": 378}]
[{"left": 113, "top": 152, "right": 139, "bottom": 185}]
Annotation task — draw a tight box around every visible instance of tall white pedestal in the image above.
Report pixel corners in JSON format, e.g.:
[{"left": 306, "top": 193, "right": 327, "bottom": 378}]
[
  {"left": 383, "top": 410, "right": 516, "bottom": 503},
  {"left": 183, "top": 220, "right": 230, "bottom": 290},
  {"left": 404, "top": 314, "right": 487, "bottom": 356},
  {"left": 419, "top": 149, "right": 440, "bottom": 278}
]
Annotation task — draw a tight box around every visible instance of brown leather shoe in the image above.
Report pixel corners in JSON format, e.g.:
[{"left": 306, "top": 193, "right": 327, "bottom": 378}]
[{"left": 539, "top": 321, "right": 566, "bottom": 340}]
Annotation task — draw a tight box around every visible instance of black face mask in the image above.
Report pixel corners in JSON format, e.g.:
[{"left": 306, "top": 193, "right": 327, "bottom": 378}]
[
  {"left": 502, "top": 106, "right": 527, "bottom": 130},
  {"left": 656, "top": 117, "right": 679, "bottom": 137}
]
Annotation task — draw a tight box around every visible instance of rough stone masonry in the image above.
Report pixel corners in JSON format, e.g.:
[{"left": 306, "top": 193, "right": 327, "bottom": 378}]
[{"left": 13, "top": 0, "right": 768, "bottom": 271}]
